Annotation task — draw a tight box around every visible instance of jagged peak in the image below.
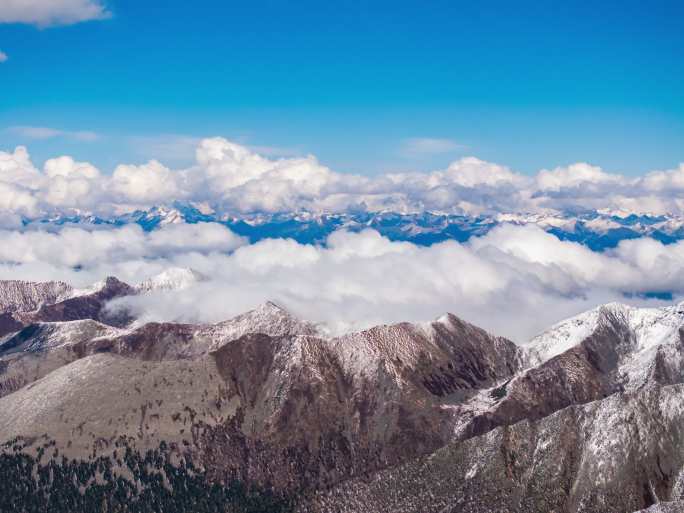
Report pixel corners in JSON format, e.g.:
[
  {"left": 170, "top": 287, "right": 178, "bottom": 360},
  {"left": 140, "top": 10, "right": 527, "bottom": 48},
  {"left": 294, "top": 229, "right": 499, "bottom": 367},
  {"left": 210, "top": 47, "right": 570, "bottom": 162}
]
[
  {"left": 66, "top": 276, "right": 132, "bottom": 300},
  {"left": 239, "top": 300, "right": 317, "bottom": 330},
  {"left": 422, "top": 311, "right": 506, "bottom": 342},
  {"left": 597, "top": 301, "right": 633, "bottom": 314},
  {"left": 66, "top": 280, "right": 106, "bottom": 299},
  {"left": 200, "top": 300, "right": 321, "bottom": 352},
  {"left": 254, "top": 300, "right": 294, "bottom": 316},
  {"left": 103, "top": 276, "right": 128, "bottom": 287}
]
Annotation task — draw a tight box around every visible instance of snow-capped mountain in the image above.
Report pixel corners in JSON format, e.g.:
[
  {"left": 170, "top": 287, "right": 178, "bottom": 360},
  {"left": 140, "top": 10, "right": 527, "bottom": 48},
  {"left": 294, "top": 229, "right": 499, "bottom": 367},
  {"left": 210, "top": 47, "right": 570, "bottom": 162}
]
[
  {"left": 26, "top": 204, "right": 684, "bottom": 250},
  {"left": 3, "top": 276, "right": 684, "bottom": 511},
  {"left": 134, "top": 267, "right": 208, "bottom": 292},
  {"left": 526, "top": 302, "right": 684, "bottom": 364}
]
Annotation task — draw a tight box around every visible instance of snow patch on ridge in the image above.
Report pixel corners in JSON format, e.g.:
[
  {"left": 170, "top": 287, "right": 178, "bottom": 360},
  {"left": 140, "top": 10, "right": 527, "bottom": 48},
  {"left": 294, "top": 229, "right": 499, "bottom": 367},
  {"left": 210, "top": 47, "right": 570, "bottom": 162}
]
[
  {"left": 135, "top": 267, "right": 207, "bottom": 293},
  {"left": 525, "top": 302, "right": 684, "bottom": 367},
  {"left": 201, "top": 301, "right": 322, "bottom": 351}
]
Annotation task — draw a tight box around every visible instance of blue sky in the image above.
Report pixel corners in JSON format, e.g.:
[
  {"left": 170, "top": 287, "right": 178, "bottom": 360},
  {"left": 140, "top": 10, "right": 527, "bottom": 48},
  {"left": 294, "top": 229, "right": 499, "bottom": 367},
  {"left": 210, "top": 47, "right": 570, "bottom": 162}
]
[{"left": 1, "top": 0, "right": 683, "bottom": 175}]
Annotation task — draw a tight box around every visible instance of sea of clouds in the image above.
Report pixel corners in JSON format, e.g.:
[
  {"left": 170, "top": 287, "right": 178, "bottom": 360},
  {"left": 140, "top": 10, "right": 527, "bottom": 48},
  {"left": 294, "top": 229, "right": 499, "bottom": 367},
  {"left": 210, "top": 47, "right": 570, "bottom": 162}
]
[
  {"left": 2, "top": 137, "right": 684, "bottom": 221},
  {"left": 1, "top": 138, "right": 684, "bottom": 341},
  {"left": 0, "top": 220, "right": 681, "bottom": 342}
]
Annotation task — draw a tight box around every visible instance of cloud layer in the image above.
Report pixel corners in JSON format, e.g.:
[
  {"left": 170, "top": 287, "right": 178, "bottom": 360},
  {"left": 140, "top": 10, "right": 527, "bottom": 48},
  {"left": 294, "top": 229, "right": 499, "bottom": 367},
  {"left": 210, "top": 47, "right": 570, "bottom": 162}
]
[
  {"left": 1, "top": 138, "right": 684, "bottom": 218},
  {"left": 7, "top": 126, "right": 99, "bottom": 142},
  {"left": 0, "top": 0, "right": 109, "bottom": 27},
  {"left": 1, "top": 137, "right": 684, "bottom": 342},
  {"left": 0, "top": 221, "right": 683, "bottom": 342}
]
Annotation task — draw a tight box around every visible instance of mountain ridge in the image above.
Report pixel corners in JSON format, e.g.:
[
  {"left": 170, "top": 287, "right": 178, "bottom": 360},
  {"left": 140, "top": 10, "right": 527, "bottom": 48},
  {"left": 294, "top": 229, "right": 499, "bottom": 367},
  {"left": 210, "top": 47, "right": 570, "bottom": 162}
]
[
  {"left": 3, "top": 276, "right": 684, "bottom": 511},
  {"left": 24, "top": 205, "right": 684, "bottom": 250}
]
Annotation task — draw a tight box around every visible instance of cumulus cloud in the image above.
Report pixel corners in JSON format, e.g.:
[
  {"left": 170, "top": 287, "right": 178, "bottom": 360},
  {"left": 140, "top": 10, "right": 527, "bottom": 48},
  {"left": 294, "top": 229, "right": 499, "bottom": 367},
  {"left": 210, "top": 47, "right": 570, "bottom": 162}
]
[
  {"left": 536, "top": 162, "right": 627, "bottom": 191},
  {"left": 0, "top": 137, "right": 683, "bottom": 217},
  {"left": 111, "top": 160, "right": 181, "bottom": 205},
  {"left": 0, "top": 0, "right": 109, "bottom": 27},
  {"left": 444, "top": 157, "right": 524, "bottom": 188},
  {"left": 0, "top": 221, "right": 683, "bottom": 343},
  {"left": 42, "top": 156, "right": 101, "bottom": 207},
  {"left": 0, "top": 51, "right": 7, "bottom": 63},
  {"left": 642, "top": 164, "right": 684, "bottom": 193}
]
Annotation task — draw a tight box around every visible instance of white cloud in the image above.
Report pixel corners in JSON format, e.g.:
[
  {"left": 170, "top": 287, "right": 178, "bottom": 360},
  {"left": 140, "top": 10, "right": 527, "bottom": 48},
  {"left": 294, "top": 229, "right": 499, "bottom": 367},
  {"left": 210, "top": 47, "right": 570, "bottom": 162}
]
[
  {"left": 444, "top": 157, "right": 525, "bottom": 188},
  {"left": 0, "top": 0, "right": 109, "bottom": 27},
  {"left": 0, "top": 222, "right": 245, "bottom": 271},
  {"left": 0, "top": 146, "right": 42, "bottom": 186},
  {"left": 0, "top": 138, "right": 683, "bottom": 217},
  {"left": 111, "top": 160, "right": 181, "bottom": 204},
  {"left": 402, "top": 137, "right": 463, "bottom": 155},
  {"left": 42, "top": 155, "right": 101, "bottom": 208},
  {"left": 641, "top": 164, "right": 684, "bottom": 193},
  {"left": 187, "top": 137, "right": 338, "bottom": 211},
  {"left": 72, "top": 131, "right": 99, "bottom": 142},
  {"left": 0, "top": 223, "right": 681, "bottom": 343},
  {"left": 0, "top": 137, "right": 682, "bottom": 343},
  {"left": 536, "top": 162, "right": 628, "bottom": 191},
  {"left": 146, "top": 222, "right": 246, "bottom": 255},
  {"left": 8, "top": 126, "right": 99, "bottom": 142},
  {"left": 247, "top": 144, "right": 302, "bottom": 158},
  {"left": 0, "top": 182, "right": 38, "bottom": 216},
  {"left": 0, "top": 51, "right": 7, "bottom": 63},
  {"left": 100, "top": 227, "right": 684, "bottom": 341},
  {"left": 8, "top": 126, "right": 62, "bottom": 140}
]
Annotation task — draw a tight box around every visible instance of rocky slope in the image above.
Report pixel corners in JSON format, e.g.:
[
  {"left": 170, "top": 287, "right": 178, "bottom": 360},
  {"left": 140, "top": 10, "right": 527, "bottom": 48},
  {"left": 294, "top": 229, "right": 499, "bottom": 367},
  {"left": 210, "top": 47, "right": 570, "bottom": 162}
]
[
  {"left": 299, "top": 384, "right": 684, "bottom": 513},
  {"left": 299, "top": 302, "right": 684, "bottom": 513},
  {"left": 3, "top": 277, "right": 684, "bottom": 512}
]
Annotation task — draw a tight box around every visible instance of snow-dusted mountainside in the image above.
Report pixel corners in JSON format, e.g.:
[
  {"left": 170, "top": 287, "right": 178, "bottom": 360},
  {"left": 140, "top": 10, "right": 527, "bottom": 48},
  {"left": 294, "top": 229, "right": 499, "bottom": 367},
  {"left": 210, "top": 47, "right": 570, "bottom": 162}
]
[
  {"left": 0, "top": 276, "right": 135, "bottom": 338},
  {"left": 300, "top": 384, "right": 684, "bottom": 513},
  {"left": 299, "top": 302, "right": 684, "bottom": 512},
  {"left": 521, "top": 302, "right": 684, "bottom": 392},
  {"left": 524, "top": 302, "right": 684, "bottom": 367},
  {"left": 0, "top": 285, "right": 522, "bottom": 510},
  {"left": 3, "top": 280, "right": 684, "bottom": 511},
  {"left": 0, "top": 319, "right": 124, "bottom": 354},
  {"left": 200, "top": 301, "right": 321, "bottom": 349},
  {"left": 0, "top": 271, "right": 208, "bottom": 341},
  {"left": 26, "top": 205, "right": 684, "bottom": 250},
  {"left": 135, "top": 267, "right": 208, "bottom": 292},
  {"left": 0, "top": 280, "right": 72, "bottom": 313}
]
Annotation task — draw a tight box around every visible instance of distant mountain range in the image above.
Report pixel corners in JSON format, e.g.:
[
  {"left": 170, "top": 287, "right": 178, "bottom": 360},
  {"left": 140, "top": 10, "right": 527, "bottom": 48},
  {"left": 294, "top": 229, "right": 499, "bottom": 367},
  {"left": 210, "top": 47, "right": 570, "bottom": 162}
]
[
  {"left": 28, "top": 204, "right": 684, "bottom": 251},
  {"left": 2, "top": 274, "right": 684, "bottom": 512}
]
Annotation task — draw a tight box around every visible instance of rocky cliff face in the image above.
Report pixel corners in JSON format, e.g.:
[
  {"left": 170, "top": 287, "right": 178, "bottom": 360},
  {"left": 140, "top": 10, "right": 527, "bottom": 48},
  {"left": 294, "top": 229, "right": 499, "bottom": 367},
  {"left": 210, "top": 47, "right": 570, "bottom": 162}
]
[{"left": 2, "top": 277, "right": 684, "bottom": 512}]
